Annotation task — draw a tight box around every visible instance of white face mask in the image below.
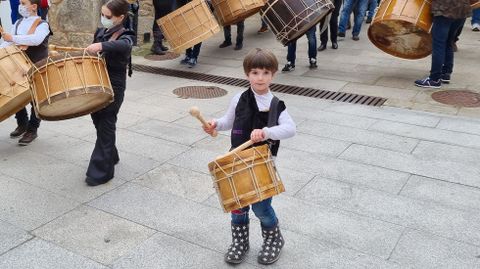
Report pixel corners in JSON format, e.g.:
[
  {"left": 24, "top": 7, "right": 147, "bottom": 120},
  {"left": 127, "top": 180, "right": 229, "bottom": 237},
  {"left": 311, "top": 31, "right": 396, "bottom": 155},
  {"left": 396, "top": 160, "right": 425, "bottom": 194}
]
[
  {"left": 101, "top": 15, "right": 114, "bottom": 29},
  {"left": 18, "top": 4, "right": 31, "bottom": 18}
]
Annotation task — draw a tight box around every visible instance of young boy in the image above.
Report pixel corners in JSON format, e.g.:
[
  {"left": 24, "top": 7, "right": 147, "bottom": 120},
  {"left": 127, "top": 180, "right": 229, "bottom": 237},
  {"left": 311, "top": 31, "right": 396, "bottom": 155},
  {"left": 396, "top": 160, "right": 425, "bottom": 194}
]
[
  {"left": 203, "top": 48, "right": 296, "bottom": 265},
  {"left": 0, "top": 0, "right": 51, "bottom": 145}
]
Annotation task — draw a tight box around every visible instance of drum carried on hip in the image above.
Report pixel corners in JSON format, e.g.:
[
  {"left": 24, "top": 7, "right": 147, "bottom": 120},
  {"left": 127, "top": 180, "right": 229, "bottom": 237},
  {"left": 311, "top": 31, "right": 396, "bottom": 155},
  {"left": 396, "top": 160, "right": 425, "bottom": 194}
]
[
  {"left": 208, "top": 141, "right": 285, "bottom": 212},
  {"left": 211, "top": 0, "right": 266, "bottom": 26},
  {"left": 28, "top": 47, "right": 113, "bottom": 121},
  {"left": 260, "top": 0, "right": 334, "bottom": 45},
  {"left": 367, "top": 0, "right": 432, "bottom": 59},
  {"left": 0, "top": 45, "right": 33, "bottom": 123},
  {"left": 157, "top": 0, "right": 220, "bottom": 53}
]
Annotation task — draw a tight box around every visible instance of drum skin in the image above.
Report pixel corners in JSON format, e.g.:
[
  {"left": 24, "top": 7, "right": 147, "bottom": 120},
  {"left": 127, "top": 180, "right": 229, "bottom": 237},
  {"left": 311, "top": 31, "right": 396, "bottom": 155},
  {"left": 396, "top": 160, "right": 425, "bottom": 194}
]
[
  {"left": 260, "top": 0, "right": 334, "bottom": 45},
  {"left": 29, "top": 51, "right": 113, "bottom": 121},
  {"left": 0, "top": 46, "right": 32, "bottom": 123},
  {"left": 368, "top": 0, "right": 433, "bottom": 59},
  {"left": 209, "top": 144, "right": 285, "bottom": 212}
]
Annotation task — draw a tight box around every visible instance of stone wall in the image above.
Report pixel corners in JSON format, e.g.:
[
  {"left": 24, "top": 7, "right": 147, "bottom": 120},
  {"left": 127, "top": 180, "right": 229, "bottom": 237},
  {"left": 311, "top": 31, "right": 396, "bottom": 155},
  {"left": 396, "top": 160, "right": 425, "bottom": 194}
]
[{"left": 48, "top": 0, "right": 155, "bottom": 47}]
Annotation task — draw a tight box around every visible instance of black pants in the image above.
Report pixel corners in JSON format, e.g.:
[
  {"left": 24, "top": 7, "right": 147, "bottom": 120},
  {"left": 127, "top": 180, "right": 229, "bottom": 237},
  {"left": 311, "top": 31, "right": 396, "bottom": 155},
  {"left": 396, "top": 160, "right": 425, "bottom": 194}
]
[
  {"left": 186, "top": 43, "right": 202, "bottom": 59},
  {"left": 152, "top": 0, "right": 176, "bottom": 33},
  {"left": 321, "top": 0, "right": 342, "bottom": 44},
  {"left": 86, "top": 91, "right": 124, "bottom": 181},
  {"left": 15, "top": 103, "right": 40, "bottom": 130},
  {"left": 223, "top": 20, "right": 245, "bottom": 45}
]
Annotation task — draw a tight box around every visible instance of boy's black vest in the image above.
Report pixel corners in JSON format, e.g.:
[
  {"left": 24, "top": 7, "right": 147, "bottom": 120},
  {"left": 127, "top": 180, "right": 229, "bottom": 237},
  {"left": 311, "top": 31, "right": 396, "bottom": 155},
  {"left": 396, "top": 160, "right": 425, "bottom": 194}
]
[
  {"left": 15, "top": 18, "right": 50, "bottom": 63},
  {"left": 231, "top": 89, "right": 286, "bottom": 156}
]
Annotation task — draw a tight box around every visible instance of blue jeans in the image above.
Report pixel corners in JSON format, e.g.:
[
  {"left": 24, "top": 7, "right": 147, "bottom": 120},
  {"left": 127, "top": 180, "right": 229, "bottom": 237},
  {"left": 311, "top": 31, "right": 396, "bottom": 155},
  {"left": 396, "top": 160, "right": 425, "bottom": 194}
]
[
  {"left": 367, "top": 0, "right": 377, "bottom": 20},
  {"left": 338, "top": 0, "right": 369, "bottom": 36},
  {"left": 286, "top": 26, "right": 317, "bottom": 65},
  {"left": 430, "top": 16, "right": 466, "bottom": 81},
  {"left": 231, "top": 198, "right": 278, "bottom": 228},
  {"left": 472, "top": 8, "right": 480, "bottom": 25}
]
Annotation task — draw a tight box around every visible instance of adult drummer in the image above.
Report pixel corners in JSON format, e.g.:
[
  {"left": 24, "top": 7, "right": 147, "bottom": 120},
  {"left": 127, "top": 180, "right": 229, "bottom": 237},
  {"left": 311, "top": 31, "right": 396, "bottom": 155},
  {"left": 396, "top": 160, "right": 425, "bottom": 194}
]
[
  {"left": 0, "top": 0, "right": 51, "bottom": 146},
  {"left": 414, "top": 0, "right": 472, "bottom": 88}
]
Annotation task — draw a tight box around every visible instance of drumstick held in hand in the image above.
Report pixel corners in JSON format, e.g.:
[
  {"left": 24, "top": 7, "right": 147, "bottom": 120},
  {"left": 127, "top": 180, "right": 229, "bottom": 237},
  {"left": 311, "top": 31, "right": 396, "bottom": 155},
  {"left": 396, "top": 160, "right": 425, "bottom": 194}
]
[
  {"left": 189, "top": 106, "right": 218, "bottom": 137},
  {"left": 216, "top": 140, "right": 254, "bottom": 160}
]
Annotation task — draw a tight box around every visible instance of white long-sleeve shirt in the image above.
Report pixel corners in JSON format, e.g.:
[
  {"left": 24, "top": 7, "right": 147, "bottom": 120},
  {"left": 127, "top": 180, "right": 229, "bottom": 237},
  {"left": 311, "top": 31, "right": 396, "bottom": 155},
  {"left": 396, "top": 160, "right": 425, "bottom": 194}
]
[
  {"left": 215, "top": 90, "right": 296, "bottom": 141},
  {"left": 0, "top": 16, "right": 50, "bottom": 48}
]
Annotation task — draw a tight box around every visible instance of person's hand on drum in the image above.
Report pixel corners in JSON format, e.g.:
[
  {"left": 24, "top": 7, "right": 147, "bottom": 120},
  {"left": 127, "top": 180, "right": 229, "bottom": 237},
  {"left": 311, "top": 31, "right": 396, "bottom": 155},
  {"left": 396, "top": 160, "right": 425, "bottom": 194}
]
[
  {"left": 86, "top": 42, "right": 103, "bottom": 54},
  {"left": 203, "top": 120, "right": 217, "bottom": 136},
  {"left": 251, "top": 129, "right": 266, "bottom": 143},
  {"left": 2, "top": 32, "right": 13, "bottom": 42}
]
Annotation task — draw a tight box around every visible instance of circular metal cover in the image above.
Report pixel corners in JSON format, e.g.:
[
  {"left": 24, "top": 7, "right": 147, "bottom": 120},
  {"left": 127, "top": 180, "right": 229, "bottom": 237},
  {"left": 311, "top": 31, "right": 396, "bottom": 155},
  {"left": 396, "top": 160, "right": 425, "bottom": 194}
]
[
  {"left": 173, "top": 86, "right": 228, "bottom": 99},
  {"left": 431, "top": 90, "right": 480, "bottom": 107},
  {"left": 144, "top": 52, "right": 180, "bottom": 61}
]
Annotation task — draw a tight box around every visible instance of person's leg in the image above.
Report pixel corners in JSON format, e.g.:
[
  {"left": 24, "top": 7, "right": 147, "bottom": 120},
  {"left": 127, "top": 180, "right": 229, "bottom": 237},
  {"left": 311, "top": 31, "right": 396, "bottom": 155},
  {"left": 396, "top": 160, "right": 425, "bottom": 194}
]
[
  {"left": 220, "top": 25, "right": 232, "bottom": 47},
  {"left": 286, "top": 41, "right": 296, "bottom": 66},
  {"left": 151, "top": 0, "right": 165, "bottom": 54},
  {"left": 442, "top": 18, "right": 466, "bottom": 77},
  {"left": 306, "top": 26, "right": 318, "bottom": 68},
  {"left": 11, "top": 107, "right": 28, "bottom": 138},
  {"left": 472, "top": 8, "right": 480, "bottom": 31},
  {"left": 352, "top": 0, "right": 369, "bottom": 38},
  {"left": 235, "top": 20, "right": 245, "bottom": 49},
  {"left": 330, "top": 0, "right": 342, "bottom": 47},
  {"left": 225, "top": 207, "right": 250, "bottom": 264},
  {"left": 429, "top": 16, "right": 453, "bottom": 81},
  {"left": 338, "top": 0, "right": 355, "bottom": 35},
  {"left": 366, "top": 0, "right": 377, "bottom": 23}
]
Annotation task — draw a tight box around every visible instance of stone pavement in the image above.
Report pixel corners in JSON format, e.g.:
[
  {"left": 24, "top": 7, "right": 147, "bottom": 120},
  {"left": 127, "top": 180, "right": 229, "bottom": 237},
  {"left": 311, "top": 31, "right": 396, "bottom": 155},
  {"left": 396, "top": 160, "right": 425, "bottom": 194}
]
[{"left": 1, "top": 16, "right": 480, "bottom": 269}]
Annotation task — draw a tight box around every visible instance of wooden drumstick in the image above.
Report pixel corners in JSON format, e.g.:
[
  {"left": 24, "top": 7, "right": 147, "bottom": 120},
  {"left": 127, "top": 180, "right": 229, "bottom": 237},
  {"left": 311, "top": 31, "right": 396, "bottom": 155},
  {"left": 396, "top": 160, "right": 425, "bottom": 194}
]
[
  {"left": 189, "top": 106, "right": 218, "bottom": 137},
  {"left": 216, "top": 140, "right": 254, "bottom": 160},
  {"left": 48, "top": 45, "right": 85, "bottom": 52}
]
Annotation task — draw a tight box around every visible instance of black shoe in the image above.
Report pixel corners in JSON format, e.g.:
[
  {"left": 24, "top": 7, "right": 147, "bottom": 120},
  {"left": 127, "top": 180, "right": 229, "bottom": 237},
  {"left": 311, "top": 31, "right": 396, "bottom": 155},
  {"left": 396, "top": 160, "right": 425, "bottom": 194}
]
[
  {"left": 317, "top": 43, "right": 327, "bottom": 51},
  {"left": 160, "top": 44, "right": 169, "bottom": 51},
  {"left": 257, "top": 223, "right": 284, "bottom": 265},
  {"left": 10, "top": 125, "right": 27, "bottom": 138},
  {"left": 281, "top": 62, "right": 295, "bottom": 72},
  {"left": 150, "top": 43, "right": 166, "bottom": 55},
  {"left": 180, "top": 56, "right": 191, "bottom": 65},
  {"left": 332, "top": 42, "right": 338, "bottom": 49},
  {"left": 366, "top": 17, "right": 372, "bottom": 24},
  {"left": 219, "top": 41, "right": 232, "bottom": 48},
  {"left": 187, "top": 57, "right": 197, "bottom": 68},
  {"left": 441, "top": 73, "right": 451, "bottom": 84},
  {"left": 234, "top": 43, "right": 243, "bottom": 50},
  {"left": 225, "top": 222, "right": 250, "bottom": 264},
  {"left": 18, "top": 129, "right": 37, "bottom": 146},
  {"left": 338, "top": 32, "right": 345, "bottom": 37},
  {"left": 309, "top": 58, "right": 318, "bottom": 69},
  {"left": 352, "top": 35, "right": 360, "bottom": 41},
  {"left": 85, "top": 176, "right": 111, "bottom": 187}
]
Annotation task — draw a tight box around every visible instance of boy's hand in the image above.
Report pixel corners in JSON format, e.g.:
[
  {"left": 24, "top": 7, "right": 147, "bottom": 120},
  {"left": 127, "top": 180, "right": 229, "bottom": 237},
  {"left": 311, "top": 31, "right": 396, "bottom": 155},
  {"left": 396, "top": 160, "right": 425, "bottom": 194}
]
[
  {"left": 250, "top": 129, "right": 265, "bottom": 143},
  {"left": 2, "top": 33, "right": 13, "bottom": 42},
  {"left": 86, "top": 42, "right": 102, "bottom": 54},
  {"left": 203, "top": 120, "right": 217, "bottom": 136}
]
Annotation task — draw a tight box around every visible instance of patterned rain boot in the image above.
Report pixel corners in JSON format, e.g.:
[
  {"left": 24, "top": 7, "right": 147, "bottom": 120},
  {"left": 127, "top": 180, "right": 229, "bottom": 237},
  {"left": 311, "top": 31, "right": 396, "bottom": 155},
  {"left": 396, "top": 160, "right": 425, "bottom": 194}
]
[
  {"left": 257, "top": 223, "right": 284, "bottom": 265},
  {"left": 224, "top": 222, "right": 250, "bottom": 264}
]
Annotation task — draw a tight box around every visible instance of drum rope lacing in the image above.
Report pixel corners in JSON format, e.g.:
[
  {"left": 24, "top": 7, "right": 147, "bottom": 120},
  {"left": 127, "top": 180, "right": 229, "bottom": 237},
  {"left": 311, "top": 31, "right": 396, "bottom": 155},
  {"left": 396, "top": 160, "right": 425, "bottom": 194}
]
[{"left": 0, "top": 47, "right": 31, "bottom": 98}]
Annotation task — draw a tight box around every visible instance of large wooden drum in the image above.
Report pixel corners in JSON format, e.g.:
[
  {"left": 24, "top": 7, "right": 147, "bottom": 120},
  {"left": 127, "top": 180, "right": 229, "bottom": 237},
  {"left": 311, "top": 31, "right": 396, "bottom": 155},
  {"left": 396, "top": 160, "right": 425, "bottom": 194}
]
[
  {"left": 211, "top": 0, "right": 266, "bottom": 26},
  {"left": 28, "top": 51, "right": 113, "bottom": 121},
  {"left": 209, "top": 144, "right": 285, "bottom": 212},
  {"left": 472, "top": 0, "right": 480, "bottom": 9},
  {"left": 0, "top": 45, "right": 32, "bottom": 123},
  {"left": 157, "top": 0, "right": 220, "bottom": 53},
  {"left": 368, "top": 0, "right": 432, "bottom": 59},
  {"left": 260, "top": 0, "right": 334, "bottom": 45}
]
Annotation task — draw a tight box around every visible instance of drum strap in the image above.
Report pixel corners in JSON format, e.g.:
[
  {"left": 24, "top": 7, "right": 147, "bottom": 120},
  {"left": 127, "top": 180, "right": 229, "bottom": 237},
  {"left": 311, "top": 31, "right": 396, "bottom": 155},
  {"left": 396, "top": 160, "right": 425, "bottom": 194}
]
[
  {"left": 109, "top": 28, "right": 126, "bottom": 42},
  {"left": 15, "top": 18, "right": 43, "bottom": 51},
  {"left": 267, "top": 96, "right": 280, "bottom": 128}
]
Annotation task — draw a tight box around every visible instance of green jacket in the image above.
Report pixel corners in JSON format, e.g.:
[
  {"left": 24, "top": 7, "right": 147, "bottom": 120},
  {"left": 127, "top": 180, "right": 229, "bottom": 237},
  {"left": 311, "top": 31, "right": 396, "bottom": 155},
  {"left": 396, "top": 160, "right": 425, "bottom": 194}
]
[{"left": 431, "top": 0, "right": 472, "bottom": 19}]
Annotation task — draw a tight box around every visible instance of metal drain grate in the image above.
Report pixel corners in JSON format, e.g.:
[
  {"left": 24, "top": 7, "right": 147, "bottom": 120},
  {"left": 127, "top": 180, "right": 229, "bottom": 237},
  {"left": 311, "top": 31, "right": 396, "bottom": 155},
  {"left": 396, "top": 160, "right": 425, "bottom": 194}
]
[
  {"left": 173, "top": 86, "right": 227, "bottom": 99},
  {"left": 144, "top": 52, "right": 180, "bottom": 61},
  {"left": 431, "top": 90, "right": 480, "bottom": 107},
  {"left": 133, "top": 64, "right": 387, "bottom": 107}
]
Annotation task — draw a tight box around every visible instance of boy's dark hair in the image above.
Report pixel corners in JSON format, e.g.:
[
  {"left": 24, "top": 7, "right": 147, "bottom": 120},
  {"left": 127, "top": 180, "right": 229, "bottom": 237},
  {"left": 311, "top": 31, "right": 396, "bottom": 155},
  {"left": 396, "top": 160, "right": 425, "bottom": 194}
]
[
  {"left": 104, "top": 0, "right": 130, "bottom": 17},
  {"left": 28, "top": 0, "right": 40, "bottom": 6},
  {"left": 243, "top": 48, "right": 278, "bottom": 74}
]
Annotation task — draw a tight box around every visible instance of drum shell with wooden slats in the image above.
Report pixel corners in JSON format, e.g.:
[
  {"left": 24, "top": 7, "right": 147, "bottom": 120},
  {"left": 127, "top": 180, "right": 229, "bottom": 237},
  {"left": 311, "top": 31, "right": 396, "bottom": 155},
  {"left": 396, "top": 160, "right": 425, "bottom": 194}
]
[
  {"left": 471, "top": 0, "right": 480, "bottom": 9},
  {"left": 211, "top": 0, "right": 266, "bottom": 26},
  {"left": 208, "top": 144, "right": 285, "bottom": 212},
  {"left": 0, "top": 45, "right": 33, "bottom": 123},
  {"left": 28, "top": 51, "right": 114, "bottom": 121},
  {"left": 368, "top": 0, "right": 433, "bottom": 59}
]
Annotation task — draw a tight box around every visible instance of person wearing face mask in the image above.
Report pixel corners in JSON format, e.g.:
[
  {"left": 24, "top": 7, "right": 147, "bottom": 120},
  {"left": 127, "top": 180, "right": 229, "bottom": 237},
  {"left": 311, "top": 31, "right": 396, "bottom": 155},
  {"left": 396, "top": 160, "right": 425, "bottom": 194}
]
[
  {"left": 0, "top": 0, "right": 51, "bottom": 146},
  {"left": 84, "top": 0, "right": 134, "bottom": 187}
]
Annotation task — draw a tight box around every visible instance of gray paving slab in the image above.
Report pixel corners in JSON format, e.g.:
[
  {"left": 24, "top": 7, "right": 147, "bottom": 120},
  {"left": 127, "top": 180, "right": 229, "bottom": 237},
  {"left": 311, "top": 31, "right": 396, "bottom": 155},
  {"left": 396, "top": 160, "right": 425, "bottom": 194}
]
[
  {"left": 389, "top": 229, "right": 480, "bottom": 269},
  {"left": 127, "top": 119, "right": 208, "bottom": 146},
  {"left": 33, "top": 206, "right": 156, "bottom": 265},
  {"left": 275, "top": 166, "right": 316, "bottom": 196},
  {"left": 0, "top": 238, "right": 108, "bottom": 269},
  {"left": 324, "top": 103, "right": 441, "bottom": 127},
  {"left": 0, "top": 220, "right": 32, "bottom": 255},
  {"left": 370, "top": 120, "right": 480, "bottom": 149},
  {"left": 295, "top": 176, "right": 480, "bottom": 247},
  {"left": 168, "top": 147, "right": 225, "bottom": 174},
  {"left": 112, "top": 232, "right": 258, "bottom": 269},
  {"left": 39, "top": 118, "right": 96, "bottom": 139},
  {"left": 0, "top": 174, "right": 79, "bottom": 231},
  {"left": 133, "top": 163, "right": 215, "bottom": 203},
  {"left": 412, "top": 140, "right": 480, "bottom": 167},
  {"left": 275, "top": 195, "right": 403, "bottom": 259},
  {"left": 276, "top": 148, "right": 410, "bottom": 194},
  {"left": 282, "top": 132, "right": 351, "bottom": 157},
  {"left": 0, "top": 150, "right": 124, "bottom": 203},
  {"left": 298, "top": 120, "right": 419, "bottom": 153},
  {"left": 400, "top": 175, "right": 480, "bottom": 212},
  {"left": 340, "top": 144, "right": 480, "bottom": 189},
  {"left": 119, "top": 100, "right": 185, "bottom": 123},
  {"left": 436, "top": 116, "right": 480, "bottom": 136}
]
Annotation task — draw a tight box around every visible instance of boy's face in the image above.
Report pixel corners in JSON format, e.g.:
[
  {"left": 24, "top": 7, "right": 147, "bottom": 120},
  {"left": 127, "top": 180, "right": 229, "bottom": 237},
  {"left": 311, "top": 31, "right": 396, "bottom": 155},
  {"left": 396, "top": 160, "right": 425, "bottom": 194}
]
[
  {"left": 20, "top": 0, "right": 37, "bottom": 13},
  {"left": 246, "top": 68, "right": 275, "bottom": 95}
]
